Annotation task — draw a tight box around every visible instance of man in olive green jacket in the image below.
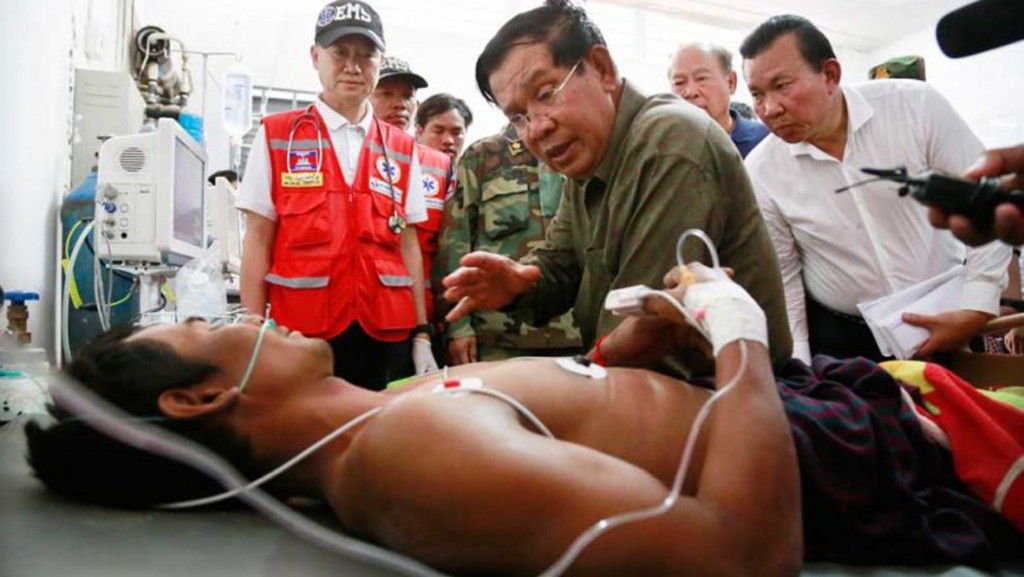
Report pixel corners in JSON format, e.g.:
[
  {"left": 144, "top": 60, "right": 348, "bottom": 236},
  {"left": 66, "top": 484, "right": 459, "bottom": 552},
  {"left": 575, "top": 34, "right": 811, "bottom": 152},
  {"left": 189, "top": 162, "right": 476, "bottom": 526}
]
[{"left": 444, "top": 1, "right": 791, "bottom": 375}]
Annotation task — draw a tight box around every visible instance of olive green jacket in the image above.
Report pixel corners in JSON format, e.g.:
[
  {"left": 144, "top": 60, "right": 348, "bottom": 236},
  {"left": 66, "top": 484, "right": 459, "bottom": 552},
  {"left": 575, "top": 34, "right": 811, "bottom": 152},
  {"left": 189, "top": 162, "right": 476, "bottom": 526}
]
[{"left": 516, "top": 80, "right": 792, "bottom": 375}]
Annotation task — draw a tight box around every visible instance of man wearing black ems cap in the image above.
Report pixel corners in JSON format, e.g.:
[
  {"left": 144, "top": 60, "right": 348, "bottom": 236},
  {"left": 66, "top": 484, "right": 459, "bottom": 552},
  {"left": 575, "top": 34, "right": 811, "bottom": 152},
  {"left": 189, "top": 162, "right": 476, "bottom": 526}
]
[{"left": 235, "top": 0, "right": 439, "bottom": 391}]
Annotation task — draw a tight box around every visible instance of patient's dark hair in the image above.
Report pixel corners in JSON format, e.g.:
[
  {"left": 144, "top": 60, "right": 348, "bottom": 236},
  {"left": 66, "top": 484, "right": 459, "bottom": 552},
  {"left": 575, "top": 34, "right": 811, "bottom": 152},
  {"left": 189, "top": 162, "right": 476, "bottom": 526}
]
[
  {"left": 24, "top": 325, "right": 257, "bottom": 508},
  {"left": 739, "top": 14, "right": 837, "bottom": 72},
  {"left": 476, "top": 0, "right": 606, "bottom": 105}
]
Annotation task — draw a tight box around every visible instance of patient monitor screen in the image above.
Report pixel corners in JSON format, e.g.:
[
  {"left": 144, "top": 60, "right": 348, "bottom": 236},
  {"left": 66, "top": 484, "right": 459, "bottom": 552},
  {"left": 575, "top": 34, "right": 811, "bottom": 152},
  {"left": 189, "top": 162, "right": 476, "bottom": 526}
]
[{"left": 173, "top": 138, "right": 205, "bottom": 249}]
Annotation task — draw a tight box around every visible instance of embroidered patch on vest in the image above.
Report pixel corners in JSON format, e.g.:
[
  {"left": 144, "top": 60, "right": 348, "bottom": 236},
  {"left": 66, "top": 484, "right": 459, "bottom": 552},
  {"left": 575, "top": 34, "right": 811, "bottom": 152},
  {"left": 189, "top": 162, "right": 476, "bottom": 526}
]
[
  {"left": 421, "top": 174, "right": 439, "bottom": 197},
  {"left": 289, "top": 149, "right": 320, "bottom": 172},
  {"left": 375, "top": 156, "right": 402, "bottom": 183},
  {"left": 369, "top": 177, "right": 397, "bottom": 196},
  {"left": 281, "top": 172, "right": 324, "bottom": 188}
]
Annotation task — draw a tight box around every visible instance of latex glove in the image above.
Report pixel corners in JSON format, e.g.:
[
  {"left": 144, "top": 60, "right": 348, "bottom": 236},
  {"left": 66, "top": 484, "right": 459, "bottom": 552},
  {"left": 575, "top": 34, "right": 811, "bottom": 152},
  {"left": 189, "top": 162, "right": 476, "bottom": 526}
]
[
  {"left": 413, "top": 337, "right": 440, "bottom": 374},
  {"left": 448, "top": 336, "right": 477, "bottom": 365},
  {"left": 674, "top": 263, "right": 768, "bottom": 357}
]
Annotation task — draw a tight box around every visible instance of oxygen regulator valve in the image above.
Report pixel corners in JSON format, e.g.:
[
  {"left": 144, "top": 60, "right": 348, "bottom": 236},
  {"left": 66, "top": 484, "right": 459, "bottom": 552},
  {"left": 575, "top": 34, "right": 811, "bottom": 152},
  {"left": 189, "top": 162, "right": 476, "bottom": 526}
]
[{"left": 5, "top": 291, "right": 40, "bottom": 345}]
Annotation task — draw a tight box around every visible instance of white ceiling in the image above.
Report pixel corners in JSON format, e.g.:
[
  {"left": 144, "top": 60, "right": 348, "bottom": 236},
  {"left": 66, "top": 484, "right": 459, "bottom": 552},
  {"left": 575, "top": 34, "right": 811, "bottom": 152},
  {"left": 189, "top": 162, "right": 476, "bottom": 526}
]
[{"left": 608, "top": 0, "right": 973, "bottom": 52}]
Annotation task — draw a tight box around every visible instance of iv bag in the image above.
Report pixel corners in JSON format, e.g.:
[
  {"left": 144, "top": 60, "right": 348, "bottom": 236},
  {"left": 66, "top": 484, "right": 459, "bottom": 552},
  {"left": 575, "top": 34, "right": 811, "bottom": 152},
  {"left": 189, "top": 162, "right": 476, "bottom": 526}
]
[{"left": 222, "top": 66, "right": 253, "bottom": 140}]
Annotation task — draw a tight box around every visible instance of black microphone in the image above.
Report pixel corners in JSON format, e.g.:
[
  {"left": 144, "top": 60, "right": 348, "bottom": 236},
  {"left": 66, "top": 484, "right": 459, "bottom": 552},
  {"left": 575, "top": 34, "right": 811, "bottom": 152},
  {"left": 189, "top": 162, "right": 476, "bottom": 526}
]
[{"left": 936, "top": 0, "right": 1024, "bottom": 58}]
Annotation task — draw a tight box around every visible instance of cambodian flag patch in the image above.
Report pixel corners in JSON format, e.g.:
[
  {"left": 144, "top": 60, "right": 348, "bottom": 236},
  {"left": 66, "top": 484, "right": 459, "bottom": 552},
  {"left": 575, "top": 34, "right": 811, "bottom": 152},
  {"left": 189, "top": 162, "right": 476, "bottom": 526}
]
[{"left": 289, "top": 149, "right": 319, "bottom": 172}]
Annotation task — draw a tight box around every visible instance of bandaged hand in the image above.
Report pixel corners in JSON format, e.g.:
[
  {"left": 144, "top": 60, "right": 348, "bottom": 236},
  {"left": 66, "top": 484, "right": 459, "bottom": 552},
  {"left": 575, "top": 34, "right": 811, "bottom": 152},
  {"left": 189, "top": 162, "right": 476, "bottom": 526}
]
[
  {"left": 413, "top": 337, "right": 439, "bottom": 374},
  {"left": 669, "top": 263, "right": 768, "bottom": 357}
]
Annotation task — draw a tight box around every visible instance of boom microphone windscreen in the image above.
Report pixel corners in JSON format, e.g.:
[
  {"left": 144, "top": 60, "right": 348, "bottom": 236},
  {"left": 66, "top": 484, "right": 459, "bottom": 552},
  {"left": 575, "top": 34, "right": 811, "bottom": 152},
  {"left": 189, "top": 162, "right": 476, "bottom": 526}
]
[{"left": 936, "top": 0, "right": 1024, "bottom": 58}]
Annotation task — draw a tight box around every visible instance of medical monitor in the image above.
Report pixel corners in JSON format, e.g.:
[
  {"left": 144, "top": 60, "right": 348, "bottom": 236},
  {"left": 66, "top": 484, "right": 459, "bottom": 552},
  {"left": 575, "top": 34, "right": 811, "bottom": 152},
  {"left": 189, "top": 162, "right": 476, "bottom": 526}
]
[
  {"left": 206, "top": 177, "right": 243, "bottom": 275},
  {"left": 95, "top": 118, "right": 207, "bottom": 265}
]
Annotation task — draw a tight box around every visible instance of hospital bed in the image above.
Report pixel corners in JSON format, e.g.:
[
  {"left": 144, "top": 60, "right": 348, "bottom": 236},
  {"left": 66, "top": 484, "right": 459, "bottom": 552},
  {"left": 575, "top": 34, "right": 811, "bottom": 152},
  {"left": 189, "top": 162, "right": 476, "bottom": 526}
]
[{"left": 2, "top": 422, "right": 1020, "bottom": 577}]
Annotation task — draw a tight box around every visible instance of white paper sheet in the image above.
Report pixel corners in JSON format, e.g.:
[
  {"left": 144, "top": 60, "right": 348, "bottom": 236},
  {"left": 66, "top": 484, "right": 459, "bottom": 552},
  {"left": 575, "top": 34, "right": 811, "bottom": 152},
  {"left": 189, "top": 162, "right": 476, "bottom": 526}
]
[{"left": 856, "top": 265, "right": 966, "bottom": 359}]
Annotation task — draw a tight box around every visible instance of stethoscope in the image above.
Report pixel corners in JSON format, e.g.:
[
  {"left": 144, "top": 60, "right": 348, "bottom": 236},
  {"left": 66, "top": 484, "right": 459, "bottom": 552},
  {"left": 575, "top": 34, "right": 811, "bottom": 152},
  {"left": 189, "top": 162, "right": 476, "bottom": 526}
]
[{"left": 286, "top": 106, "right": 404, "bottom": 235}]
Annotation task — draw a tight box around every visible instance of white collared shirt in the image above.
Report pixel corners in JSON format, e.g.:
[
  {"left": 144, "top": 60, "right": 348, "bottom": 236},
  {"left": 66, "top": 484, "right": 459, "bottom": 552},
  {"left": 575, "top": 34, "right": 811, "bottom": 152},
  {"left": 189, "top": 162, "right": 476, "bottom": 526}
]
[
  {"left": 236, "top": 97, "right": 426, "bottom": 224},
  {"left": 746, "top": 80, "right": 1011, "bottom": 363}
]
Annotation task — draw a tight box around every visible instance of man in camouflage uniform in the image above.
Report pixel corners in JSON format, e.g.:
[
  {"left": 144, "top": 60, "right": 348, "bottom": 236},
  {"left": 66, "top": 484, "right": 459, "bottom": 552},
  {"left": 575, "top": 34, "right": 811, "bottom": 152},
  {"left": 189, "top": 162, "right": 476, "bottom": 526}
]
[{"left": 435, "top": 128, "right": 582, "bottom": 363}]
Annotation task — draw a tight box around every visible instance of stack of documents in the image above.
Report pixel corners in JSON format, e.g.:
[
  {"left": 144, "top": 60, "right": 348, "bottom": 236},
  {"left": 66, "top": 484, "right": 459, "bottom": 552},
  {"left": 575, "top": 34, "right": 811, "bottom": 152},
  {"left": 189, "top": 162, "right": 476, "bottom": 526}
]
[{"left": 857, "top": 265, "right": 966, "bottom": 359}]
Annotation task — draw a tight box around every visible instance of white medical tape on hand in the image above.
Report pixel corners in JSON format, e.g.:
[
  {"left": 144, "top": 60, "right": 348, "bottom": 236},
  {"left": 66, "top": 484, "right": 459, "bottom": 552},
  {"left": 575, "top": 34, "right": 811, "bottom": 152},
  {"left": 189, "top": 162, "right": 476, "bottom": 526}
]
[{"left": 682, "top": 263, "right": 768, "bottom": 357}]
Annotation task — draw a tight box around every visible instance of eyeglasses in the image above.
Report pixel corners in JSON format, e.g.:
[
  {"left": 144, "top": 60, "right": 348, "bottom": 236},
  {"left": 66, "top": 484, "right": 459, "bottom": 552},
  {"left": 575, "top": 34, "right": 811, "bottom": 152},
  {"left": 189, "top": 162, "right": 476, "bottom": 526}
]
[
  {"left": 323, "top": 44, "right": 379, "bottom": 68},
  {"left": 505, "top": 60, "right": 582, "bottom": 142}
]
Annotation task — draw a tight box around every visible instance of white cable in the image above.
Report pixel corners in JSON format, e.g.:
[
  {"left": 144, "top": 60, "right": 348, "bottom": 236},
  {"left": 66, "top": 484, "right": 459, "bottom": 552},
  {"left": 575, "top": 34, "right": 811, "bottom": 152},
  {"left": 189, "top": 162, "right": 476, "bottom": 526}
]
[
  {"left": 537, "top": 340, "right": 748, "bottom": 577},
  {"left": 439, "top": 386, "right": 555, "bottom": 439},
  {"left": 98, "top": 233, "right": 117, "bottom": 330},
  {"left": 163, "top": 384, "right": 558, "bottom": 510},
  {"left": 92, "top": 232, "right": 108, "bottom": 331},
  {"left": 104, "top": 236, "right": 115, "bottom": 327},
  {"left": 63, "top": 220, "right": 95, "bottom": 362},
  {"left": 676, "top": 228, "right": 720, "bottom": 271},
  {"left": 159, "top": 406, "right": 383, "bottom": 509}
]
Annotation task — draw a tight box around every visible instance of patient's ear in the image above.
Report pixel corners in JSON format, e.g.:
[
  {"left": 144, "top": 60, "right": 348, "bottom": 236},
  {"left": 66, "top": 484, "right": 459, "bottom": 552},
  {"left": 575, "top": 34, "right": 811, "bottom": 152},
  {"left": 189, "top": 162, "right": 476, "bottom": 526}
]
[{"left": 158, "top": 384, "right": 240, "bottom": 419}]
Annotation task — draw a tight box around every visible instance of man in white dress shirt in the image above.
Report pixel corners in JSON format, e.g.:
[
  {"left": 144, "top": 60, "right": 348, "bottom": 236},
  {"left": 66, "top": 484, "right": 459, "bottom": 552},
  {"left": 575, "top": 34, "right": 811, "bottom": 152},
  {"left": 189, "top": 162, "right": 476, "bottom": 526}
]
[
  {"left": 740, "top": 14, "right": 1012, "bottom": 363},
  {"left": 236, "top": 0, "right": 438, "bottom": 389}
]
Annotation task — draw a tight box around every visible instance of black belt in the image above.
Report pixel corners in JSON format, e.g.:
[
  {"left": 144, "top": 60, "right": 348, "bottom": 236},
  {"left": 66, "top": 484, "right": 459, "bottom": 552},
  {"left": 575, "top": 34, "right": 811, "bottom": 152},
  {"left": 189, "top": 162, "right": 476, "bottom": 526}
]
[{"left": 807, "top": 297, "right": 867, "bottom": 326}]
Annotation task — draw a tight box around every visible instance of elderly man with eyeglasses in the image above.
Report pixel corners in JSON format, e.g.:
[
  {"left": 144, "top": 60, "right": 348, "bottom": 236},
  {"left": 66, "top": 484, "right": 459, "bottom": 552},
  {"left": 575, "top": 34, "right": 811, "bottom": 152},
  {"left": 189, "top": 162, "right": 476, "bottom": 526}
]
[{"left": 442, "top": 0, "right": 792, "bottom": 376}]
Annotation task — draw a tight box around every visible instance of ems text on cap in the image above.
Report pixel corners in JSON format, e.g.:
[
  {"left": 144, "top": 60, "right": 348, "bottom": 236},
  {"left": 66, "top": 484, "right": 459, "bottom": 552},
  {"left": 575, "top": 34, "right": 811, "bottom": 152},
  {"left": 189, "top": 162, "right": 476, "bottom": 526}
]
[{"left": 315, "top": 1, "right": 385, "bottom": 51}]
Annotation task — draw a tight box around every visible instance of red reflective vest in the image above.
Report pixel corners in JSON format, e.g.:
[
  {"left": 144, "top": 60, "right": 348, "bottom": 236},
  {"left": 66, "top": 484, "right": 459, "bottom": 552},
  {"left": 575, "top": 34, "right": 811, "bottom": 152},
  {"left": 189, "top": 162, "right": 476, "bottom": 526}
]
[
  {"left": 414, "top": 145, "right": 452, "bottom": 322},
  {"left": 262, "top": 105, "right": 418, "bottom": 342}
]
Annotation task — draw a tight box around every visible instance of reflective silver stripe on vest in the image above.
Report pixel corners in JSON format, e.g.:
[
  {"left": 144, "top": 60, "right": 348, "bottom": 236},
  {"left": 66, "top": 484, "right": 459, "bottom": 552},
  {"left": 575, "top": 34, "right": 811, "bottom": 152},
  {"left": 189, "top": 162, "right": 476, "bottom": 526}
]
[
  {"left": 367, "top": 141, "right": 412, "bottom": 164},
  {"left": 270, "top": 139, "right": 329, "bottom": 151},
  {"left": 379, "top": 274, "right": 414, "bottom": 287},
  {"left": 421, "top": 165, "right": 447, "bottom": 177},
  {"left": 264, "top": 274, "right": 329, "bottom": 289}
]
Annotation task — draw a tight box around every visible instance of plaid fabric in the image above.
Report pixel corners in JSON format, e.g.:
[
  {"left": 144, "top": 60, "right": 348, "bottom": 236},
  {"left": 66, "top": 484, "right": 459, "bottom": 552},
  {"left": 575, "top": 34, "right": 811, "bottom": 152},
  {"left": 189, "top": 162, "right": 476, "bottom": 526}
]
[{"left": 776, "top": 356, "right": 1022, "bottom": 567}]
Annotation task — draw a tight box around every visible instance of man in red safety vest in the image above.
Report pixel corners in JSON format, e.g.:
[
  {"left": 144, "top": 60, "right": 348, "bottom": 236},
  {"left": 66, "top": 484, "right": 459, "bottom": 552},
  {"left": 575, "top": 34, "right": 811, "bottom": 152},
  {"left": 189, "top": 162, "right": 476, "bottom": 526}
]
[
  {"left": 236, "top": 0, "right": 438, "bottom": 391},
  {"left": 370, "top": 58, "right": 458, "bottom": 334}
]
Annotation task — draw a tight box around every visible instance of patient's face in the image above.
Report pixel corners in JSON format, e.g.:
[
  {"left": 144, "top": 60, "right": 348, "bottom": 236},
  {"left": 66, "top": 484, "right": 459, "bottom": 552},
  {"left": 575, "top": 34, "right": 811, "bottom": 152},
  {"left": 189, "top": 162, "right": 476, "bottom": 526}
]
[{"left": 132, "top": 318, "right": 335, "bottom": 395}]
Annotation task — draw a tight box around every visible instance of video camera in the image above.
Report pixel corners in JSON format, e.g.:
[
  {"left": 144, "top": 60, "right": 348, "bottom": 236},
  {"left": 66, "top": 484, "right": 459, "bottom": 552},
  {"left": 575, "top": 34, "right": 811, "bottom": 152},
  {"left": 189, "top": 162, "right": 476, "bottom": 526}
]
[{"left": 837, "top": 166, "right": 1024, "bottom": 232}]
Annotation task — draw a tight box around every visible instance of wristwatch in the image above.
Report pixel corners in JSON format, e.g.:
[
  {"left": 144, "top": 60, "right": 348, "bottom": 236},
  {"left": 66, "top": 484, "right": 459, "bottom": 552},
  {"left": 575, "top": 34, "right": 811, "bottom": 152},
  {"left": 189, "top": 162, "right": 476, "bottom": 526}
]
[{"left": 413, "top": 323, "right": 434, "bottom": 337}]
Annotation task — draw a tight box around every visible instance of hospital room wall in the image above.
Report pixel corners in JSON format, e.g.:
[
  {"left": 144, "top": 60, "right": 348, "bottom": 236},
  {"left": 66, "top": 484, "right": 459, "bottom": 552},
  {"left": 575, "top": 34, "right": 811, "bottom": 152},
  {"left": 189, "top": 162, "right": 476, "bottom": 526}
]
[
  {"left": 0, "top": 0, "right": 120, "bottom": 364},
  {"left": 868, "top": 27, "right": 1024, "bottom": 148},
  {"left": 130, "top": 0, "right": 871, "bottom": 154},
  {"left": 2, "top": 0, "right": 1021, "bottom": 366}
]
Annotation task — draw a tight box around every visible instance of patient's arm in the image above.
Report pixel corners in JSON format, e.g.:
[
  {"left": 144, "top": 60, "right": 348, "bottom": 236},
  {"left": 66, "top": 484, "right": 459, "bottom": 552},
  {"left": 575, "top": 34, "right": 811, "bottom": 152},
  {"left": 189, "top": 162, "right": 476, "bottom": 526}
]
[{"left": 337, "top": 341, "right": 801, "bottom": 577}]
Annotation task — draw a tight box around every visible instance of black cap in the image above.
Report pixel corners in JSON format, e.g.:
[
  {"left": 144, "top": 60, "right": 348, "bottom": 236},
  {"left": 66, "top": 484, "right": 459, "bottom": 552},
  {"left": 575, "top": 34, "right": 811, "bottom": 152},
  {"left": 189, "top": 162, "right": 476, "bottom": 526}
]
[
  {"left": 315, "top": 0, "right": 385, "bottom": 51},
  {"left": 378, "top": 56, "right": 428, "bottom": 89}
]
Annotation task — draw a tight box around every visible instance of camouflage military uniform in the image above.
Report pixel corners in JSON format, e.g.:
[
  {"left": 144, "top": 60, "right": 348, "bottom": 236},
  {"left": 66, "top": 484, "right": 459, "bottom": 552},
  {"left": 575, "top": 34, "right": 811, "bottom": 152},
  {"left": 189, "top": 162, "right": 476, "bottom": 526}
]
[{"left": 435, "top": 132, "right": 582, "bottom": 362}]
